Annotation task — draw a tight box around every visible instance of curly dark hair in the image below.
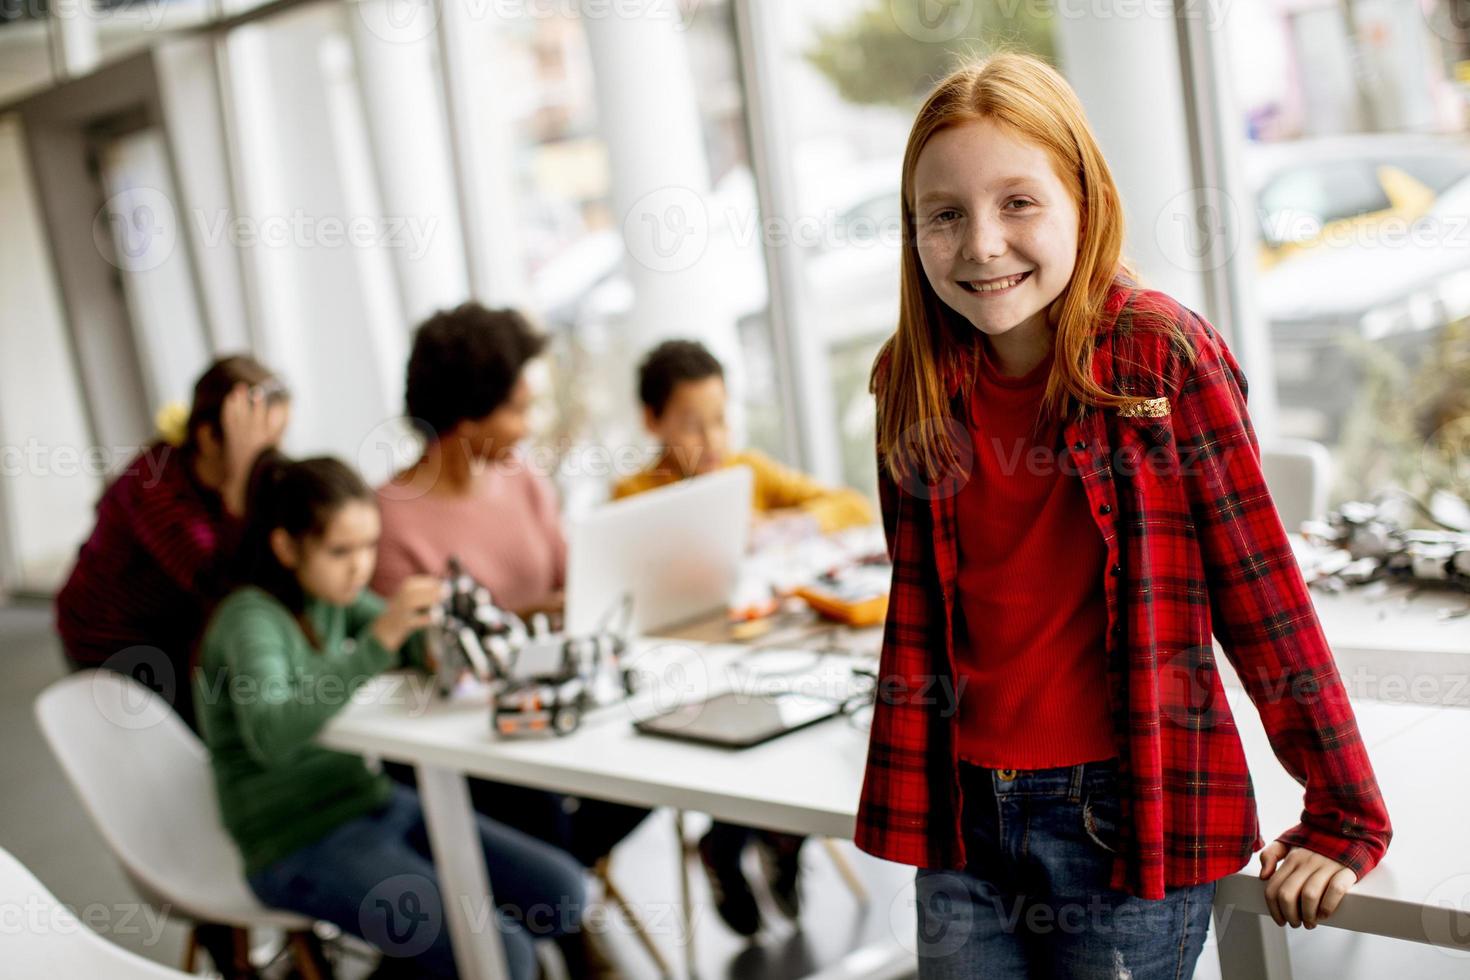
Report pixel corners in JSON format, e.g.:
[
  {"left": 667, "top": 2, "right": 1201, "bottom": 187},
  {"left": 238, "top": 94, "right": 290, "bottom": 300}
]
[
  {"left": 637, "top": 339, "right": 725, "bottom": 418},
  {"left": 405, "top": 303, "right": 547, "bottom": 438}
]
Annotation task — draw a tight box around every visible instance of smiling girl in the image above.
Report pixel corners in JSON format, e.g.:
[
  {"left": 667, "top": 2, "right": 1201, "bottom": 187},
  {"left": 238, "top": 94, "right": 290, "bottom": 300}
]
[{"left": 856, "top": 53, "right": 1391, "bottom": 978}]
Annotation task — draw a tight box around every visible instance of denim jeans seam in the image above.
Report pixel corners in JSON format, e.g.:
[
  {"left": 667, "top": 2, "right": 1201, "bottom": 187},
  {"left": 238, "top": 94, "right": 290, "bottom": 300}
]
[{"left": 1173, "top": 885, "right": 1192, "bottom": 980}]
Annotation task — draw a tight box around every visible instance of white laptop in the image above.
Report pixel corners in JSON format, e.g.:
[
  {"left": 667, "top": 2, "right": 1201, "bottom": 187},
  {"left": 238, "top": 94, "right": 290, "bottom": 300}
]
[{"left": 564, "top": 466, "right": 754, "bottom": 636}]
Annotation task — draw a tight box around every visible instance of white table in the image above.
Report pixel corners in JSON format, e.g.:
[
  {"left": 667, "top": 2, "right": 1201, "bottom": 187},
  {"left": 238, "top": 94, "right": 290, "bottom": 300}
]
[
  {"left": 1296, "top": 583, "right": 1470, "bottom": 706},
  {"left": 318, "top": 641, "right": 895, "bottom": 980},
  {"left": 1210, "top": 662, "right": 1470, "bottom": 978},
  {"left": 320, "top": 615, "right": 1470, "bottom": 979}
]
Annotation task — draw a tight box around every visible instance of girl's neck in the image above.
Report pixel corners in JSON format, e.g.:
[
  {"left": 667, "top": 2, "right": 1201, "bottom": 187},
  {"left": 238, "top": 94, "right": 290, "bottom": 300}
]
[{"left": 985, "top": 310, "right": 1054, "bottom": 378}]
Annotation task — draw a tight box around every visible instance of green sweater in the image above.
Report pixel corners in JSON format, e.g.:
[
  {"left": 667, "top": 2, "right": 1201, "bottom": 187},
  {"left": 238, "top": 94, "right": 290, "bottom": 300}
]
[{"left": 194, "top": 586, "right": 427, "bottom": 873}]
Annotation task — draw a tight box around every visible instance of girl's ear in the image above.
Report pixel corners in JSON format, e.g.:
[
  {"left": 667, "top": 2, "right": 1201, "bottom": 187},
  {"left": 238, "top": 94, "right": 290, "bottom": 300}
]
[
  {"left": 269, "top": 527, "right": 300, "bottom": 570},
  {"left": 642, "top": 406, "right": 660, "bottom": 436}
]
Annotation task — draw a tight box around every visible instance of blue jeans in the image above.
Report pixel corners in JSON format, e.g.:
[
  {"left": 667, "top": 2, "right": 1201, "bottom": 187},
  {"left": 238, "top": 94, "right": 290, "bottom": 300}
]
[
  {"left": 247, "top": 785, "right": 586, "bottom": 980},
  {"left": 915, "top": 758, "right": 1216, "bottom": 979}
]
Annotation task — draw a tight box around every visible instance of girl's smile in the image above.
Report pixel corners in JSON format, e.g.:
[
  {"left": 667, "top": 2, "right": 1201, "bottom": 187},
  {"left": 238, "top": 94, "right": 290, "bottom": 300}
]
[{"left": 957, "top": 269, "right": 1033, "bottom": 294}]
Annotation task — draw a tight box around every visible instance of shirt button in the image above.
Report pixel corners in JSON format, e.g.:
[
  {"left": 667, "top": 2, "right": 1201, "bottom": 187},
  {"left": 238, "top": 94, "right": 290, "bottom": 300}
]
[
  {"left": 1099, "top": 503, "right": 1112, "bottom": 515},
  {"left": 1072, "top": 441, "right": 1086, "bottom": 452},
  {"left": 1110, "top": 564, "right": 1121, "bottom": 576}
]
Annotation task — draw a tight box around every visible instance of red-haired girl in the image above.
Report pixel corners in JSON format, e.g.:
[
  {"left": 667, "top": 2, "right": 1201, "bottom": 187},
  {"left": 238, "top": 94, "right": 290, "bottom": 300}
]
[{"left": 857, "top": 53, "right": 1391, "bottom": 978}]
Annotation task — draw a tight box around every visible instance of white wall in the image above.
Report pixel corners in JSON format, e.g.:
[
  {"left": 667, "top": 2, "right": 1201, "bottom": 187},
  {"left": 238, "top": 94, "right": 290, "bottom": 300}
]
[
  {"left": 225, "top": 4, "right": 402, "bottom": 474},
  {"left": 0, "top": 115, "right": 102, "bottom": 591}
]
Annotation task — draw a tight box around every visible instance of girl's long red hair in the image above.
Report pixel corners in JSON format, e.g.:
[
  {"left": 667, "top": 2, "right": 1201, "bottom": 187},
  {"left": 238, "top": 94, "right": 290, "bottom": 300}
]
[{"left": 873, "top": 52, "right": 1188, "bottom": 483}]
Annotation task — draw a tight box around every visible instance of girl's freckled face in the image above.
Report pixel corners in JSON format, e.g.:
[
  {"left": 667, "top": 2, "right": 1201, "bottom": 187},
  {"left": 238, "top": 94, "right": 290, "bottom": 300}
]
[{"left": 912, "top": 117, "right": 1081, "bottom": 342}]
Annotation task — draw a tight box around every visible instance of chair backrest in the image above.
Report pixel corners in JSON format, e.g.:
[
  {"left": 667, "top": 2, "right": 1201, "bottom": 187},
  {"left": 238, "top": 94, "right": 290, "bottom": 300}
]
[
  {"left": 0, "top": 844, "right": 188, "bottom": 978},
  {"left": 1261, "top": 438, "right": 1333, "bottom": 532},
  {"left": 33, "top": 670, "right": 265, "bottom": 924}
]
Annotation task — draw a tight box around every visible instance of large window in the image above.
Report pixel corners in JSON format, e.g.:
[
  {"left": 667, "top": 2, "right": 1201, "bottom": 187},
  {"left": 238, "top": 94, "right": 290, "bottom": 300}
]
[
  {"left": 760, "top": 0, "right": 1057, "bottom": 500},
  {"left": 457, "top": 0, "right": 783, "bottom": 512},
  {"left": 1221, "top": 0, "right": 1470, "bottom": 505}
]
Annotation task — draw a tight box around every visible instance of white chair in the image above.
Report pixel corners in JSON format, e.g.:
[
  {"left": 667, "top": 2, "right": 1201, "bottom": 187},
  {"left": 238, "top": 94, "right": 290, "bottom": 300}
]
[
  {"left": 1261, "top": 438, "right": 1333, "bottom": 532},
  {"left": 0, "top": 843, "right": 191, "bottom": 977},
  {"left": 34, "top": 670, "right": 323, "bottom": 977}
]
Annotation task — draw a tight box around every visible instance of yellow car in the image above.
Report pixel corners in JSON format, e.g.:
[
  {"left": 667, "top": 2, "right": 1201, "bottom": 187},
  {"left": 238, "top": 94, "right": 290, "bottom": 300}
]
[{"left": 1249, "top": 136, "right": 1470, "bottom": 269}]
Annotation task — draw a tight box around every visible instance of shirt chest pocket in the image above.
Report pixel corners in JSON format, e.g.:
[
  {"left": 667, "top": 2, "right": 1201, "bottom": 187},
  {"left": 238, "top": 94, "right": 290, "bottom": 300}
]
[{"left": 1113, "top": 415, "right": 1182, "bottom": 491}]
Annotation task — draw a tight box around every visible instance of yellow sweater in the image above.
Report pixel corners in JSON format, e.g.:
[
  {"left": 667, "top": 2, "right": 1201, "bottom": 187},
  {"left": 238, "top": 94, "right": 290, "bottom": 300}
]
[{"left": 613, "top": 449, "right": 873, "bottom": 534}]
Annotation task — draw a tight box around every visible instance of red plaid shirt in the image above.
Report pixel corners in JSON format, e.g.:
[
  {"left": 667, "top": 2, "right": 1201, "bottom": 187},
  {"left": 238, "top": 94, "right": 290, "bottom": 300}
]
[{"left": 855, "top": 278, "right": 1392, "bottom": 900}]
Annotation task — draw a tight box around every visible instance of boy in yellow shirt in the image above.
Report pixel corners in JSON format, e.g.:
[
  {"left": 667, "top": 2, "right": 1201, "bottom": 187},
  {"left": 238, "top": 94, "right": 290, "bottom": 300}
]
[
  {"left": 613, "top": 340, "right": 872, "bottom": 536},
  {"left": 614, "top": 339, "right": 873, "bottom": 937}
]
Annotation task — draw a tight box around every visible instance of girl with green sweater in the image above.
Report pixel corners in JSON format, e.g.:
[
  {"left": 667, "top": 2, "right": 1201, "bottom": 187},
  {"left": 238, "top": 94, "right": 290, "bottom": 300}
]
[{"left": 194, "top": 455, "right": 586, "bottom": 980}]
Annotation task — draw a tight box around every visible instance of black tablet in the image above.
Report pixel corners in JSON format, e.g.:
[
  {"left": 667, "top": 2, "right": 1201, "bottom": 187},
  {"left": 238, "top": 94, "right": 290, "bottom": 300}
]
[{"left": 633, "top": 690, "right": 841, "bottom": 748}]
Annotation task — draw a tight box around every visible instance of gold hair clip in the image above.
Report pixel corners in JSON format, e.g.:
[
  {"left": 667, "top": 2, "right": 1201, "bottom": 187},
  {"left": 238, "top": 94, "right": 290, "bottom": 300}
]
[{"left": 1118, "top": 396, "right": 1170, "bottom": 418}]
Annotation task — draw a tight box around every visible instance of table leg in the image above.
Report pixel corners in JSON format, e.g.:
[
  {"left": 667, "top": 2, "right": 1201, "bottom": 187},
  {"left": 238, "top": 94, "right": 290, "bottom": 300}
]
[
  {"left": 676, "top": 810, "right": 697, "bottom": 978},
  {"left": 1213, "top": 901, "right": 1293, "bottom": 980},
  {"left": 416, "top": 764, "right": 510, "bottom": 980}
]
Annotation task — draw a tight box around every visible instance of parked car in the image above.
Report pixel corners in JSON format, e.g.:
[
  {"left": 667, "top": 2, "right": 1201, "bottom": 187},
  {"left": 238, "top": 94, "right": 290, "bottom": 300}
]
[{"left": 1247, "top": 135, "right": 1470, "bottom": 442}]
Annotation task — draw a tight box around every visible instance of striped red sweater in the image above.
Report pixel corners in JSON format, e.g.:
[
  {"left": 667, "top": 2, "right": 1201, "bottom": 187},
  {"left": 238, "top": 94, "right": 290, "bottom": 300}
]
[{"left": 55, "top": 443, "right": 240, "bottom": 722}]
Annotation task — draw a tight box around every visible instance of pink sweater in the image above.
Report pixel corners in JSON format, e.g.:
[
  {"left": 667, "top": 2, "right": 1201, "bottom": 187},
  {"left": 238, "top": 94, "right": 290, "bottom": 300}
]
[{"left": 372, "top": 461, "right": 566, "bottom": 612}]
